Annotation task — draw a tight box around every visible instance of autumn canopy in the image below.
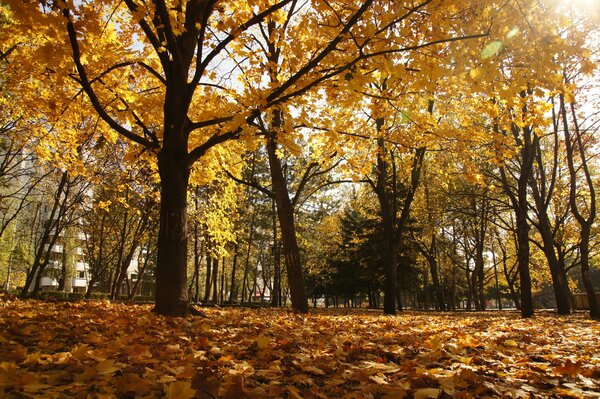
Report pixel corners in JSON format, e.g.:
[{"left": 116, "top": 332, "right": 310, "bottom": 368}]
[{"left": 0, "top": 0, "right": 599, "bottom": 318}]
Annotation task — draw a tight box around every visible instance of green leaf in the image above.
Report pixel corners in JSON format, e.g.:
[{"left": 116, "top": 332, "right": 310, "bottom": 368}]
[{"left": 481, "top": 41, "right": 503, "bottom": 59}]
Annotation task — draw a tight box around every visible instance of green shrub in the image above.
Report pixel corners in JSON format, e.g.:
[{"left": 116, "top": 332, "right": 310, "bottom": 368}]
[
  {"left": 39, "top": 291, "right": 66, "bottom": 300},
  {"left": 67, "top": 292, "right": 84, "bottom": 301},
  {"left": 89, "top": 292, "right": 109, "bottom": 300},
  {"left": 134, "top": 295, "right": 153, "bottom": 303}
]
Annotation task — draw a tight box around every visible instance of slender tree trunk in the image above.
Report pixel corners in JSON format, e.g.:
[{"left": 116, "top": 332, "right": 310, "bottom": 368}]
[
  {"left": 111, "top": 201, "right": 129, "bottom": 300},
  {"left": 533, "top": 216, "right": 571, "bottom": 314},
  {"left": 499, "top": 124, "right": 536, "bottom": 317},
  {"left": 465, "top": 261, "right": 473, "bottom": 311},
  {"left": 204, "top": 256, "right": 212, "bottom": 303},
  {"left": 492, "top": 248, "right": 502, "bottom": 310},
  {"left": 266, "top": 133, "right": 308, "bottom": 313},
  {"left": 85, "top": 212, "right": 106, "bottom": 299},
  {"left": 212, "top": 257, "right": 218, "bottom": 304},
  {"left": 515, "top": 147, "right": 535, "bottom": 318},
  {"left": 220, "top": 257, "right": 225, "bottom": 304},
  {"left": 562, "top": 95, "right": 599, "bottom": 319},
  {"left": 425, "top": 252, "right": 446, "bottom": 311},
  {"left": 129, "top": 243, "right": 152, "bottom": 300},
  {"left": 271, "top": 198, "right": 281, "bottom": 307},
  {"left": 229, "top": 246, "right": 239, "bottom": 304},
  {"left": 241, "top": 209, "right": 256, "bottom": 304},
  {"left": 21, "top": 171, "right": 68, "bottom": 297},
  {"left": 423, "top": 266, "right": 431, "bottom": 310}
]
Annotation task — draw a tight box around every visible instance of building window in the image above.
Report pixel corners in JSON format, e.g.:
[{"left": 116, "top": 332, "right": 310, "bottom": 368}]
[{"left": 78, "top": 271, "right": 85, "bottom": 279}]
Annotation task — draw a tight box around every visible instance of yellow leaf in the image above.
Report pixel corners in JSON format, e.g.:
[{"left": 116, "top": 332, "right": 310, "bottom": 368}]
[
  {"left": 427, "top": 336, "right": 443, "bottom": 351},
  {"left": 165, "top": 380, "right": 196, "bottom": 399},
  {"left": 414, "top": 388, "right": 442, "bottom": 399},
  {"left": 95, "top": 359, "right": 120, "bottom": 375},
  {"left": 257, "top": 334, "right": 270, "bottom": 349},
  {"left": 301, "top": 365, "right": 325, "bottom": 375},
  {"left": 380, "top": 384, "right": 407, "bottom": 399}
]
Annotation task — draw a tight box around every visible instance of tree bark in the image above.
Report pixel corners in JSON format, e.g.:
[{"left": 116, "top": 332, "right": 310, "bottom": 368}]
[
  {"left": 562, "top": 95, "right": 599, "bottom": 319},
  {"left": 229, "top": 245, "right": 239, "bottom": 304},
  {"left": 21, "top": 171, "right": 69, "bottom": 297},
  {"left": 154, "top": 140, "right": 191, "bottom": 316},
  {"left": 499, "top": 112, "right": 536, "bottom": 317},
  {"left": 204, "top": 256, "right": 212, "bottom": 303},
  {"left": 266, "top": 132, "right": 308, "bottom": 313},
  {"left": 212, "top": 257, "right": 219, "bottom": 304}
]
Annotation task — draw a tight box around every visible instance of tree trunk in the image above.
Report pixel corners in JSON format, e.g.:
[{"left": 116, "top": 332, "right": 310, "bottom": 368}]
[
  {"left": 241, "top": 209, "right": 256, "bottom": 304},
  {"left": 499, "top": 121, "right": 536, "bottom": 317},
  {"left": 271, "top": 198, "right": 281, "bottom": 307},
  {"left": 533, "top": 215, "right": 571, "bottom": 314},
  {"left": 229, "top": 246, "right": 238, "bottom": 304},
  {"left": 21, "top": 171, "right": 69, "bottom": 297},
  {"left": 129, "top": 243, "right": 152, "bottom": 300},
  {"left": 425, "top": 252, "right": 446, "bottom": 311},
  {"left": 373, "top": 134, "right": 398, "bottom": 315},
  {"left": 220, "top": 257, "right": 225, "bottom": 304},
  {"left": 562, "top": 95, "right": 599, "bottom": 319},
  {"left": 204, "top": 255, "right": 212, "bottom": 303},
  {"left": 529, "top": 127, "right": 571, "bottom": 314},
  {"left": 579, "top": 227, "right": 599, "bottom": 318},
  {"left": 154, "top": 144, "right": 191, "bottom": 316},
  {"left": 212, "top": 257, "right": 218, "bottom": 304},
  {"left": 266, "top": 133, "right": 308, "bottom": 313},
  {"left": 515, "top": 167, "right": 534, "bottom": 317}
]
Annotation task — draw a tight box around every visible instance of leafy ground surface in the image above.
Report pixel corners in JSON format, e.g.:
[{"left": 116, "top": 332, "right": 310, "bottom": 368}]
[{"left": 1, "top": 298, "right": 599, "bottom": 398}]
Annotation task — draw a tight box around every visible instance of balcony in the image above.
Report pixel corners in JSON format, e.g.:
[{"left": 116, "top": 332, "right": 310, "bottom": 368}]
[
  {"left": 71, "top": 278, "right": 87, "bottom": 288},
  {"left": 40, "top": 277, "right": 58, "bottom": 287},
  {"left": 44, "top": 244, "right": 64, "bottom": 253},
  {"left": 75, "top": 261, "right": 88, "bottom": 271}
]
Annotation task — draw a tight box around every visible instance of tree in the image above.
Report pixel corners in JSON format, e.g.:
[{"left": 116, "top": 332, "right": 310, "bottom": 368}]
[{"left": 6, "top": 0, "right": 427, "bottom": 315}]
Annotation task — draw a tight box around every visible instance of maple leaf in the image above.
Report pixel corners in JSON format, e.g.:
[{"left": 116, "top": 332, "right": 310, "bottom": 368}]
[
  {"left": 164, "top": 380, "right": 196, "bottom": 399},
  {"left": 115, "top": 373, "right": 156, "bottom": 396},
  {"left": 554, "top": 360, "right": 583, "bottom": 376}
]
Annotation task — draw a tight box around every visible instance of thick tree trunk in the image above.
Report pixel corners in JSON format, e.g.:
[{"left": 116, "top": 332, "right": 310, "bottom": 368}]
[
  {"left": 154, "top": 147, "right": 190, "bottom": 316},
  {"left": 266, "top": 136, "right": 308, "bottom": 313},
  {"left": 373, "top": 134, "right": 398, "bottom": 315}
]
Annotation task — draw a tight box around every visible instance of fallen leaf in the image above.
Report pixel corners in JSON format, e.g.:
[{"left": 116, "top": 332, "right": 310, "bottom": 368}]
[
  {"left": 164, "top": 380, "right": 196, "bottom": 399},
  {"left": 414, "top": 388, "right": 442, "bottom": 399}
]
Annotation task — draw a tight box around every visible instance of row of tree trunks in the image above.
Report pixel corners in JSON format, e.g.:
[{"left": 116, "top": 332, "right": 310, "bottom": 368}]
[{"left": 21, "top": 171, "right": 70, "bottom": 298}]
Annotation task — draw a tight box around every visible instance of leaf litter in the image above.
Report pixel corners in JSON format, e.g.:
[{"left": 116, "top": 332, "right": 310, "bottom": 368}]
[{"left": 1, "top": 297, "right": 599, "bottom": 398}]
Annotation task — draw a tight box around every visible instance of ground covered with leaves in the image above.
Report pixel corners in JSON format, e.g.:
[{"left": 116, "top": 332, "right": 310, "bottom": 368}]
[{"left": 1, "top": 298, "right": 599, "bottom": 399}]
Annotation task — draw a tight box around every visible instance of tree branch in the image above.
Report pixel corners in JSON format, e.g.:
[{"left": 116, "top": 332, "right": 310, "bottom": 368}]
[
  {"left": 62, "top": 7, "right": 158, "bottom": 150},
  {"left": 223, "top": 168, "right": 274, "bottom": 198}
]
